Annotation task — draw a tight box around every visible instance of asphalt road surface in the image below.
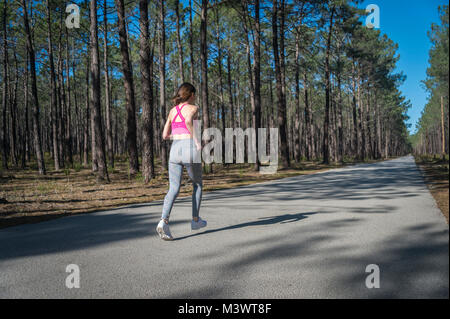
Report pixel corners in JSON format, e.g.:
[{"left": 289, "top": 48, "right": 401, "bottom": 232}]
[{"left": 0, "top": 156, "right": 448, "bottom": 298}]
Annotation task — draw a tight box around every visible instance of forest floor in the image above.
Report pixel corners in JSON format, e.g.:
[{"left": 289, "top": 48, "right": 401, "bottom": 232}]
[
  {"left": 415, "top": 155, "right": 449, "bottom": 223},
  {"left": 0, "top": 155, "right": 392, "bottom": 229}
]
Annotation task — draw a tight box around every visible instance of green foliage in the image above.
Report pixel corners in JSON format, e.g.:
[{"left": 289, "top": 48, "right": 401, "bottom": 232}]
[
  {"left": 412, "top": 5, "right": 449, "bottom": 154},
  {"left": 74, "top": 163, "right": 82, "bottom": 172},
  {"left": 134, "top": 171, "right": 144, "bottom": 183}
]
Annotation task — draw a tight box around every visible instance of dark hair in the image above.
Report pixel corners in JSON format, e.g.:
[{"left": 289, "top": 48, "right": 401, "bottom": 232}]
[{"left": 172, "top": 82, "right": 196, "bottom": 105}]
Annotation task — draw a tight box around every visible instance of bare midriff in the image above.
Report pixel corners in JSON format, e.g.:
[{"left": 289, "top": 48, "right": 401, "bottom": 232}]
[{"left": 172, "top": 133, "right": 192, "bottom": 140}]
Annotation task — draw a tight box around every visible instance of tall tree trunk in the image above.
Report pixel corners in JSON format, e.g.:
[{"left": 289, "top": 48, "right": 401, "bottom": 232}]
[
  {"left": 279, "top": 0, "right": 288, "bottom": 161},
  {"left": 337, "top": 69, "right": 344, "bottom": 163},
  {"left": 56, "top": 20, "right": 65, "bottom": 169},
  {"left": 253, "top": 0, "right": 261, "bottom": 170},
  {"left": 357, "top": 69, "right": 365, "bottom": 160},
  {"left": 322, "top": 6, "right": 335, "bottom": 164},
  {"left": 46, "top": 0, "right": 60, "bottom": 170},
  {"left": 22, "top": 0, "right": 45, "bottom": 175},
  {"left": 359, "top": 100, "right": 365, "bottom": 159},
  {"left": 441, "top": 96, "right": 446, "bottom": 156},
  {"left": 65, "top": 28, "right": 73, "bottom": 167},
  {"left": 226, "top": 50, "right": 234, "bottom": 129},
  {"left": 304, "top": 70, "right": 312, "bottom": 161},
  {"left": 90, "top": 0, "right": 109, "bottom": 182},
  {"left": 159, "top": 0, "right": 168, "bottom": 170},
  {"left": 175, "top": 0, "right": 184, "bottom": 83},
  {"left": 294, "top": 33, "right": 301, "bottom": 162},
  {"left": 351, "top": 67, "right": 359, "bottom": 159},
  {"left": 240, "top": 2, "right": 254, "bottom": 166},
  {"left": 200, "top": 0, "right": 210, "bottom": 141},
  {"left": 22, "top": 52, "right": 29, "bottom": 168},
  {"left": 104, "top": 0, "right": 114, "bottom": 168},
  {"left": 116, "top": 0, "right": 139, "bottom": 174},
  {"left": 376, "top": 101, "right": 382, "bottom": 159},
  {"left": 236, "top": 59, "right": 241, "bottom": 127},
  {"left": 10, "top": 48, "right": 18, "bottom": 166},
  {"left": 189, "top": 0, "right": 194, "bottom": 84},
  {"left": 139, "top": 0, "right": 155, "bottom": 183},
  {"left": 83, "top": 55, "right": 90, "bottom": 167},
  {"left": 272, "top": 0, "right": 289, "bottom": 168},
  {"left": 366, "top": 86, "right": 373, "bottom": 158},
  {"left": 90, "top": 87, "right": 98, "bottom": 168},
  {"left": 114, "top": 93, "right": 119, "bottom": 155},
  {"left": 330, "top": 85, "right": 337, "bottom": 162},
  {"left": 242, "top": 16, "right": 255, "bottom": 125},
  {"left": 214, "top": 7, "right": 226, "bottom": 164},
  {"left": 72, "top": 59, "right": 81, "bottom": 164},
  {"left": 1, "top": 0, "right": 8, "bottom": 170}
]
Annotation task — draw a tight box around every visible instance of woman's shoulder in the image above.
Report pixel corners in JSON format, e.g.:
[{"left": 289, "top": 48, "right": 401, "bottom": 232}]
[
  {"left": 168, "top": 106, "right": 177, "bottom": 116},
  {"left": 186, "top": 104, "right": 199, "bottom": 111}
]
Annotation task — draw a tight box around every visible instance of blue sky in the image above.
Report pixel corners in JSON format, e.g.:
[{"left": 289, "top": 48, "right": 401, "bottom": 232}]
[{"left": 360, "top": 0, "right": 447, "bottom": 134}]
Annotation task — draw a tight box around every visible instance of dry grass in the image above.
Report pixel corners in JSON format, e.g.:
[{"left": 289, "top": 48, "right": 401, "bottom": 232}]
[
  {"left": 415, "top": 155, "right": 449, "bottom": 223},
  {"left": 0, "top": 156, "right": 386, "bottom": 229}
]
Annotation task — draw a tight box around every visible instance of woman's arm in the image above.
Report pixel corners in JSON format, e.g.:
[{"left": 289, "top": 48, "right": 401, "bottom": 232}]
[
  {"left": 162, "top": 113, "right": 172, "bottom": 140},
  {"left": 190, "top": 107, "right": 202, "bottom": 150}
]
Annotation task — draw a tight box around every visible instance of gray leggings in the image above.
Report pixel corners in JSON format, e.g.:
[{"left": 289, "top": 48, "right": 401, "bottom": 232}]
[{"left": 161, "top": 139, "right": 202, "bottom": 221}]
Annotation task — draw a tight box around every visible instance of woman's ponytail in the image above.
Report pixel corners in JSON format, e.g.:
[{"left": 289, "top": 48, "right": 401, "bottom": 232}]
[{"left": 172, "top": 82, "right": 196, "bottom": 106}]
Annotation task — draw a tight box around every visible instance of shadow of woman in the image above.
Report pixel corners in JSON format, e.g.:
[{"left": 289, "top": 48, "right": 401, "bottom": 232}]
[{"left": 173, "top": 212, "right": 317, "bottom": 241}]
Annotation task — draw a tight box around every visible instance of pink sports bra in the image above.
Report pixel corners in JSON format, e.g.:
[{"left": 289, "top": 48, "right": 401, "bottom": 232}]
[{"left": 171, "top": 103, "right": 191, "bottom": 135}]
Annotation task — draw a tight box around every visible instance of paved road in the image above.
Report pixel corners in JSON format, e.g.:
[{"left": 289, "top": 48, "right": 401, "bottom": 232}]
[{"left": 0, "top": 156, "right": 448, "bottom": 298}]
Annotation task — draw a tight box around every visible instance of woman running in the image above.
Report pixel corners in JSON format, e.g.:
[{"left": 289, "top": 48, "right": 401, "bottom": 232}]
[{"left": 156, "top": 83, "right": 206, "bottom": 241}]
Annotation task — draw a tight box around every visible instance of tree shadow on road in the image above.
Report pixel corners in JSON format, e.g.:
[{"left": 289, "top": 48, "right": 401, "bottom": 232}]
[
  {"left": 330, "top": 222, "right": 449, "bottom": 298},
  {"left": 169, "top": 219, "right": 448, "bottom": 298},
  {"left": 0, "top": 211, "right": 169, "bottom": 261},
  {"left": 173, "top": 212, "right": 317, "bottom": 241}
]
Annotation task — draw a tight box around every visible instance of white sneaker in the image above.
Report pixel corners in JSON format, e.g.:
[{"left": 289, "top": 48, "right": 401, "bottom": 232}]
[
  {"left": 191, "top": 217, "right": 207, "bottom": 231},
  {"left": 156, "top": 219, "right": 173, "bottom": 241}
]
